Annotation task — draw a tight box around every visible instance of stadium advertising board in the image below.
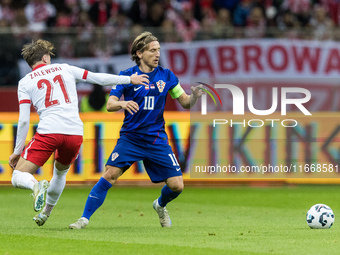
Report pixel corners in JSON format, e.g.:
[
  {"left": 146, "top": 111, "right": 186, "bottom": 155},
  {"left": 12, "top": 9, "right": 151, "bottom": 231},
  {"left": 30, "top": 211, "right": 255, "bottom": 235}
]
[
  {"left": 1, "top": 112, "right": 340, "bottom": 183},
  {"left": 190, "top": 112, "right": 340, "bottom": 180},
  {"left": 0, "top": 112, "right": 191, "bottom": 183}
]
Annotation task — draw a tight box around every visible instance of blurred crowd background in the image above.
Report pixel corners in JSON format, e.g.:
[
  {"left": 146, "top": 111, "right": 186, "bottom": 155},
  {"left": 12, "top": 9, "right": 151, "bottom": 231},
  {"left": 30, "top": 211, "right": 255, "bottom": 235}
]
[{"left": 1, "top": 0, "right": 340, "bottom": 85}]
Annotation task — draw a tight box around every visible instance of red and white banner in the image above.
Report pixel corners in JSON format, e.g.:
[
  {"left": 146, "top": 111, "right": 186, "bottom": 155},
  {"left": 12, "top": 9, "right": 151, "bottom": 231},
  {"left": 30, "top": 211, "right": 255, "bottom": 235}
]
[{"left": 160, "top": 39, "right": 340, "bottom": 84}]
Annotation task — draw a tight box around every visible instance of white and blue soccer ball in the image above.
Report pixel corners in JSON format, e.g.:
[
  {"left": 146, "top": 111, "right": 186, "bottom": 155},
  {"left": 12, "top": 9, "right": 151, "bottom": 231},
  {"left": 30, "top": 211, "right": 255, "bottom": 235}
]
[{"left": 306, "top": 204, "right": 334, "bottom": 229}]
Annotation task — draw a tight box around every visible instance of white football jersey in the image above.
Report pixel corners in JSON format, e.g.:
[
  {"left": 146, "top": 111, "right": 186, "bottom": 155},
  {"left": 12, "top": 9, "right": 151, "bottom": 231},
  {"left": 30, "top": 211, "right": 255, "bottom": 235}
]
[
  {"left": 14, "top": 63, "right": 130, "bottom": 155},
  {"left": 18, "top": 63, "right": 88, "bottom": 135}
]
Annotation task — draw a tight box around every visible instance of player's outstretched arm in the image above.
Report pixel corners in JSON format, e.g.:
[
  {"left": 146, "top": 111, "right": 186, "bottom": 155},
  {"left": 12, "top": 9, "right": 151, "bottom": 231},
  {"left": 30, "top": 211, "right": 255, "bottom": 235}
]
[
  {"left": 130, "top": 72, "right": 149, "bottom": 86},
  {"left": 106, "top": 95, "right": 139, "bottom": 115},
  {"left": 74, "top": 67, "right": 148, "bottom": 86},
  {"left": 176, "top": 85, "right": 205, "bottom": 109}
]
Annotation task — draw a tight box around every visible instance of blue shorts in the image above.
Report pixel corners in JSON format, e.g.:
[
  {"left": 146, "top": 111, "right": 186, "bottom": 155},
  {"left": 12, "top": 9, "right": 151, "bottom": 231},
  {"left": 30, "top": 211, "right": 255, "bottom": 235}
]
[{"left": 106, "top": 136, "right": 182, "bottom": 183}]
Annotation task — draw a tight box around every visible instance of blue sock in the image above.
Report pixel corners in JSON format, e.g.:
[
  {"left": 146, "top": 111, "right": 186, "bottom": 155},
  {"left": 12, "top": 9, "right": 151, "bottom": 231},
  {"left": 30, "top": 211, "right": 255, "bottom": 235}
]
[
  {"left": 158, "top": 185, "right": 181, "bottom": 207},
  {"left": 82, "top": 177, "right": 112, "bottom": 220}
]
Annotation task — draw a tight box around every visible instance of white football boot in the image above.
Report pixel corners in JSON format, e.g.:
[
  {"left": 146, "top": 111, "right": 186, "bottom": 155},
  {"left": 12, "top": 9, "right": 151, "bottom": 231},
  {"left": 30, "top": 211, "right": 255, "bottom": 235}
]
[
  {"left": 69, "top": 217, "right": 89, "bottom": 229},
  {"left": 32, "top": 180, "right": 49, "bottom": 212},
  {"left": 153, "top": 199, "right": 171, "bottom": 227}
]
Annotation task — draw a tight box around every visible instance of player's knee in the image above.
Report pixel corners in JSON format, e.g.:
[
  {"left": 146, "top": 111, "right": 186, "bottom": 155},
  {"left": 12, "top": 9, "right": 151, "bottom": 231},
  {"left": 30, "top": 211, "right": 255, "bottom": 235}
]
[
  {"left": 102, "top": 172, "right": 118, "bottom": 185},
  {"left": 11, "top": 170, "right": 27, "bottom": 188},
  {"left": 169, "top": 182, "right": 184, "bottom": 193},
  {"left": 103, "top": 166, "right": 123, "bottom": 184}
]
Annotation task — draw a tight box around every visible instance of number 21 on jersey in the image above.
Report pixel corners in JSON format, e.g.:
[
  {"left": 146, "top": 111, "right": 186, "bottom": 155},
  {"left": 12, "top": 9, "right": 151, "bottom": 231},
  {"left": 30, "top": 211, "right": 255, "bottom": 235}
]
[{"left": 37, "top": 74, "right": 70, "bottom": 108}]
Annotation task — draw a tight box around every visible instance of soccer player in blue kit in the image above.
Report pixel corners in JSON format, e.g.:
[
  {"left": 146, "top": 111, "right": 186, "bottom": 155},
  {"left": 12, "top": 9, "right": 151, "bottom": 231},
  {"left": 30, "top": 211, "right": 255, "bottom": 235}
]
[{"left": 69, "top": 32, "right": 203, "bottom": 229}]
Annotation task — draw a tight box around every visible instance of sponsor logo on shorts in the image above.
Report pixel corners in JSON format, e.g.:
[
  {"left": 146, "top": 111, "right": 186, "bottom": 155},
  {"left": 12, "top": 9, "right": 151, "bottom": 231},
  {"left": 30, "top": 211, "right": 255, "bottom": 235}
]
[{"left": 111, "top": 152, "right": 119, "bottom": 161}]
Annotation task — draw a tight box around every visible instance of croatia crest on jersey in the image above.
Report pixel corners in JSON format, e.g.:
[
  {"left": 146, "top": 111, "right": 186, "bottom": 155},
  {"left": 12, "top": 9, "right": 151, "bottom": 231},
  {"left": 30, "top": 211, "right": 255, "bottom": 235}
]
[
  {"left": 111, "top": 152, "right": 119, "bottom": 161},
  {"left": 156, "top": 80, "right": 166, "bottom": 93}
]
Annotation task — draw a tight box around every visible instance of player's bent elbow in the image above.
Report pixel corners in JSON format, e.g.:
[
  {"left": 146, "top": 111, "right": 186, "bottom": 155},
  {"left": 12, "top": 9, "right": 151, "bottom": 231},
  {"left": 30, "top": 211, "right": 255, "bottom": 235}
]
[
  {"left": 106, "top": 97, "right": 121, "bottom": 112},
  {"left": 106, "top": 105, "right": 120, "bottom": 112},
  {"left": 106, "top": 106, "right": 116, "bottom": 112},
  {"left": 106, "top": 102, "right": 116, "bottom": 112},
  {"left": 18, "top": 119, "right": 29, "bottom": 128}
]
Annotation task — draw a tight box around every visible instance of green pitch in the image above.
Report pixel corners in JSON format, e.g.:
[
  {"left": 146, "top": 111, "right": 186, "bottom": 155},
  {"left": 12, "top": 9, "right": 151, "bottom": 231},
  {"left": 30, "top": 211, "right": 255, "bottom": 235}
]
[{"left": 1, "top": 185, "right": 340, "bottom": 255}]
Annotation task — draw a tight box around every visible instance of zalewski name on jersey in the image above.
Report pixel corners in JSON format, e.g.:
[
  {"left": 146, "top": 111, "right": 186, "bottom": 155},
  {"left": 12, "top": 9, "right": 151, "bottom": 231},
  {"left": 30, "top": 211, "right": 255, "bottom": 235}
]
[{"left": 29, "top": 66, "right": 63, "bottom": 79}]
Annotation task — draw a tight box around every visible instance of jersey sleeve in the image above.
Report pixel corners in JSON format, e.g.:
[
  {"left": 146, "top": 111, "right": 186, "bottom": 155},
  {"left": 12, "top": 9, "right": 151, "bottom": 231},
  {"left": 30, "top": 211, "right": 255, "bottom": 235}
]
[
  {"left": 15, "top": 81, "right": 31, "bottom": 155},
  {"left": 67, "top": 64, "right": 131, "bottom": 85},
  {"left": 17, "top": 81, "right": 31, "bottom": 104},
  {"left": 109, "top": 71, "right": 128, "bottom": 98},
  {"left": 14, "top": 102, "right": 31, "bottom": 155},
  {"left": 109, "top": 84, "right": 125, "bottom": 98},
  {"left": 66, "top": 64, "right": 87, "bottom": 81}
]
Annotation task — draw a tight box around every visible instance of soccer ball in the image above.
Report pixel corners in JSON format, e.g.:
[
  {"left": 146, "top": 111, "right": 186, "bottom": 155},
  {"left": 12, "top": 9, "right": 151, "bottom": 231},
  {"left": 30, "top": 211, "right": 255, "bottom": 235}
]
[{"left": 306, "top": 204, "right": 334, "bottom": 229}]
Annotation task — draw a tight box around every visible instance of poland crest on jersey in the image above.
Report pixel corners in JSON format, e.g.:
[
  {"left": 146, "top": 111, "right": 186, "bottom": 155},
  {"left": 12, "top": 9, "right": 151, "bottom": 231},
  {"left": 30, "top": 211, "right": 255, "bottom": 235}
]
[{"left": 156, "top": 80, "right": 166, "bottom": 93}]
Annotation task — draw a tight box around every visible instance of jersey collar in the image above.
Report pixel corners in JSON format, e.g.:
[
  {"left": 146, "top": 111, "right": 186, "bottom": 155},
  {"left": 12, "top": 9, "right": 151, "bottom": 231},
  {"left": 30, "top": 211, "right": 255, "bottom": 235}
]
[
  {"left": 137, "top": 65, "right": 157, "bottom": 74},
  {"left": 32, "top": 63, "right": 47, "bottom": 71}
]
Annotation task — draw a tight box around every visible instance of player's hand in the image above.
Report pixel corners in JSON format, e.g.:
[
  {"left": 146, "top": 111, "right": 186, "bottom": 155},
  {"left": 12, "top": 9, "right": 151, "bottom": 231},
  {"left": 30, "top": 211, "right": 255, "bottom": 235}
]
[
  {"left": 191, "top": 84, "right": 205, "bottom": 99},
  {"left": 121, "top": 100, "right": 139, "bottom": 115},
  {"left": 130, "top": 72, "right": 149, "bottom": 86},
  {"left": 9, "top": 153, "right": 20, "bottom": 169}
]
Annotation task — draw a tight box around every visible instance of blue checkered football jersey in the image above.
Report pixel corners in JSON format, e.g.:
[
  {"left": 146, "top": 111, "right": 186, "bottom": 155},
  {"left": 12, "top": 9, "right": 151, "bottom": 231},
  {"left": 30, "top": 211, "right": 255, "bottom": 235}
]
[{"left": 109, "top": 65, "right": 179, "bottom": 144}]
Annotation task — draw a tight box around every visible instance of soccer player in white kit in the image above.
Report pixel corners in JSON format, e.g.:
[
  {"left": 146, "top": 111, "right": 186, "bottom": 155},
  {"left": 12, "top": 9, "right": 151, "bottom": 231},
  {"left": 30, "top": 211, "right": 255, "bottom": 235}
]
[{"left": 8, "top": 39, "right": 149, "bottom": 226}]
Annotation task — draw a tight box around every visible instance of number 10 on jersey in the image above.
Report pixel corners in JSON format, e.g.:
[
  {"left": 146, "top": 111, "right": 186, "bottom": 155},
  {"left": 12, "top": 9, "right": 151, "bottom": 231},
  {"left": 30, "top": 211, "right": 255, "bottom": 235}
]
[{"left": 143, "top": 96, "right": 154, "bottom": 110}]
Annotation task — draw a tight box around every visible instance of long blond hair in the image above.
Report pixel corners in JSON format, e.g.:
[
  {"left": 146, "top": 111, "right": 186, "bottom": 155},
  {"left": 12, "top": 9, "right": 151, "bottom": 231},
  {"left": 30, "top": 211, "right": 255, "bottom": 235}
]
[{"left": 130, "top": 31, "right": 158, "bottom": 65}]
